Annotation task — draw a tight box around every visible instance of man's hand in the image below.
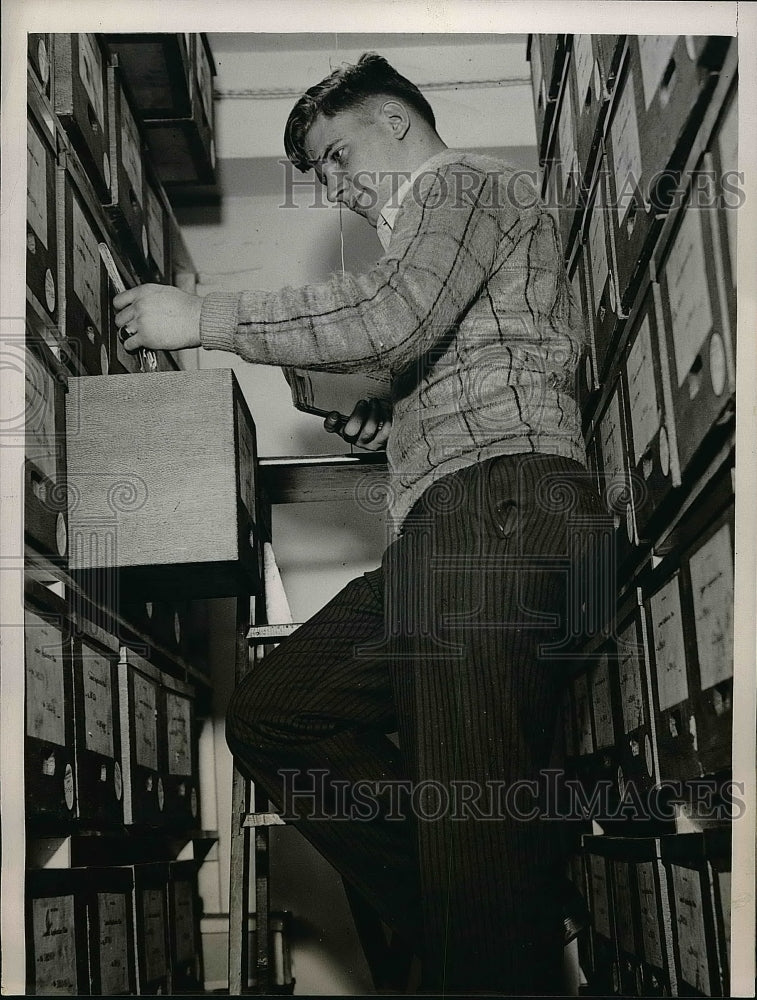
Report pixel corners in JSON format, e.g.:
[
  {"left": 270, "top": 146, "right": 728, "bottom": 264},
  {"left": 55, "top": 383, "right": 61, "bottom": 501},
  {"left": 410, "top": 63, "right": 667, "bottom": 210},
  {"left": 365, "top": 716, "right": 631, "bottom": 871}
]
[
  {"left": 113, "top": 284, "right": 203, "bottom": 353},
  {"left": 324, "top": 397, "right": 392, "bottom": 450}
]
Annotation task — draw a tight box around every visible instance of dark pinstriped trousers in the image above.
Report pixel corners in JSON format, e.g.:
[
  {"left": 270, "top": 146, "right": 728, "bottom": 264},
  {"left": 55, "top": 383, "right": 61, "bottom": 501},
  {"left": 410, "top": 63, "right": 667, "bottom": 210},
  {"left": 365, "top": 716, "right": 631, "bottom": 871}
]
[{"left": 226, "top": 453, "right": 608, "bottom": 994}]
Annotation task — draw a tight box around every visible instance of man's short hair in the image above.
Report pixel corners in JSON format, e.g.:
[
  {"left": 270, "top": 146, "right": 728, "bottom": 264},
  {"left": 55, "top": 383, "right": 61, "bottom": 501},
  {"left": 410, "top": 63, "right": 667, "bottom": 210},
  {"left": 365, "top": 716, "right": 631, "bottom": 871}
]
[{"left": 284, "top": 52, "right": 436, "bottom": 172}]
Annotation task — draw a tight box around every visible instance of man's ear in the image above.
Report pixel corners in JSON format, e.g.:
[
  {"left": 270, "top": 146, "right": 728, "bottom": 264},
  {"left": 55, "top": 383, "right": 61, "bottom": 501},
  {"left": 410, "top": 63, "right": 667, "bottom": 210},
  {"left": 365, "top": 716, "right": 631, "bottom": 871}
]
[{"left": 379, "top": 99, "right": 411, "bottom": 139}]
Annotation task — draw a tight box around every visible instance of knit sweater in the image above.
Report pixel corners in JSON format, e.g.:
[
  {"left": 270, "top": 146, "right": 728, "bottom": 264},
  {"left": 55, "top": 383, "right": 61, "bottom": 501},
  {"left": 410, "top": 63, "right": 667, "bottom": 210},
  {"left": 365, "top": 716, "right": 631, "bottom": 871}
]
[{"left": 200, "top": 150, "right": 587, "bottom": 528}]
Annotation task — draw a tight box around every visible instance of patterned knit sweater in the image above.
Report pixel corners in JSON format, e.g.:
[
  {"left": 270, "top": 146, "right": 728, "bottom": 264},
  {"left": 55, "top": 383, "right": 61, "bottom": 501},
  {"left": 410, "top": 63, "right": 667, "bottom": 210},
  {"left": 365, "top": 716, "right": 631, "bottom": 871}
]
[{"left": 200, "top": 150, "right": 587, "bottom": 528}]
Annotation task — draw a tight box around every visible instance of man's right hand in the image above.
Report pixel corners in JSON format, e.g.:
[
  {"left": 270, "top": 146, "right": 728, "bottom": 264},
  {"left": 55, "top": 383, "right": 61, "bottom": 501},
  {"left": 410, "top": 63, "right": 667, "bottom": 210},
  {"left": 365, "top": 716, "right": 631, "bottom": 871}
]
[{"left": 324, "top": 397, "right": 392, "bottom": 451}]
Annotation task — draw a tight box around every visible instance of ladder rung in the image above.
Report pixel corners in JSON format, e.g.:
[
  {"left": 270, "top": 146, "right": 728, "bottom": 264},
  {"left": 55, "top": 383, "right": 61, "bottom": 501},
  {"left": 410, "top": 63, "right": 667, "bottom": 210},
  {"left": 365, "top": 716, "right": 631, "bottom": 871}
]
[
  {"left": 242, "top": 812, "right": 287, "bottom": 828},
  {"left": 247, "top": 623, "right": 302, "bottom": 643}
]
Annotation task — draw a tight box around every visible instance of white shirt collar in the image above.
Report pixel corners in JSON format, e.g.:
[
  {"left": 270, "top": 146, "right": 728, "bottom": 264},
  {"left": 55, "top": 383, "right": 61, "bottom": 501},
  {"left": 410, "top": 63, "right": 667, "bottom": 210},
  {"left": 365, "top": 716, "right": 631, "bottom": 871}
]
[{"left": 375, "top": 149, "right": 453, "bottom": 251}]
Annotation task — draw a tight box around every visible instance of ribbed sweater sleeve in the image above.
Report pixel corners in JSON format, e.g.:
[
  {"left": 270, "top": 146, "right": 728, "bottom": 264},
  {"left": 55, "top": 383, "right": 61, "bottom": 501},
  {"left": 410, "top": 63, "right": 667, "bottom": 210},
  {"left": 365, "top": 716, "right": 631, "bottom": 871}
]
[{"left": 199, "top": 160, "right": 520, "bottom": 375}]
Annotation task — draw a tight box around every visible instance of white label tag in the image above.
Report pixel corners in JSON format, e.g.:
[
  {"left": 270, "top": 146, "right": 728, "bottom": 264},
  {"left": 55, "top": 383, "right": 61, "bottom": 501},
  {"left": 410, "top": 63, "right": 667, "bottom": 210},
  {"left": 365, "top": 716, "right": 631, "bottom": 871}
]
[
  {"left": 589, "top": 181, "right": 610, "bottom": 304},
  {"left": 591, "top": 653, "right": 615, "bottom": 750},
  {"left": 671, "top": 864, "right": 710, "bottom": 992},
  {"left": 72, "top": 194, "right": 102, "bottom": 333},
  {"left": 589, "top": 854, "right": 612, "bottom": 939},
  {"left": 638, "top": 36, "right": 679, "bottom": 111},
  {"left": 574, "top": 34, "right": 595, "bottom": 110},
  {"left": 636, "top": 861, "right": 664, "bottom": 968},
  {"left": 25, "top": 348, "right": 58, "bottom": 483},
  {"left": 650, "top": 575, "right": 689, "bottom": 711},
  {"left": 120, "top": 90, "right": 143, "bottom": 207},
  {"left": 25, "top": 610, "right": 66, "bottom": 746},
  {"left": 166, "top": 692, "right": 192, "bottom": 777},
  {"left": 32, "top": 895, "right": 78, "bottom": 993},
  {"left": 78, "top": 33, "right": 105, "bottom": 130},
  {"left": 618, "top": 621, "right": 645, "bottom": 734},
  {"left": 627, "top": 313, "right": 660, "bottom": 465},
  {"left": 81, "top": 643, "right": 115, "bottom": 758},
  {"left": 133, "top": 672, "right": 158, "bottom": 771},
  {"left": 97, "top": 892, "right": 129, "bottom": 995},
  {"left": 612, "top": 69, "right": 643, "bottom": 223},
  {"left": 688, "top": 523, "right": 733, "bottom": 690},
  {"left": 665, "top": 207, "right": 714, "bottom": 387},
  {"left": 27, "top": 121, "right": 49, "bottom": 248}
]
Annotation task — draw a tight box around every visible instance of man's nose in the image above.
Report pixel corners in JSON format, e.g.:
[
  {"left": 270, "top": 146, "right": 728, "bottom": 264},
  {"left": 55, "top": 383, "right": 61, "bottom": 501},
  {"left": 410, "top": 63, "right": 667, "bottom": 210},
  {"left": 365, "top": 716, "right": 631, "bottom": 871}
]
[{"left": 324, "top": 169, "right": 347, "bottom": 205}]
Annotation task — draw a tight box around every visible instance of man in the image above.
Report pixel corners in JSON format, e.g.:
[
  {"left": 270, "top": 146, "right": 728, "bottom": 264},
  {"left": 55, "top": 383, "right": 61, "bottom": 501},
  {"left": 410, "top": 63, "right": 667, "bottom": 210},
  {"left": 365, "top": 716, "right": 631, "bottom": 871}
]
[{"left": 114, "top": 52, "right": 605, "bottom": 994}]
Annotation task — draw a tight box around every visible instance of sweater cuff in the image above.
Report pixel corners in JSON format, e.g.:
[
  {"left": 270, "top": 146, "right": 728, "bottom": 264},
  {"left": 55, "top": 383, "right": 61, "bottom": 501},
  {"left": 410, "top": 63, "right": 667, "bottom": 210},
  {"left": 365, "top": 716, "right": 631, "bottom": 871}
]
[{"left": 199, "top": 291, "right": 241, "bottom": 352}]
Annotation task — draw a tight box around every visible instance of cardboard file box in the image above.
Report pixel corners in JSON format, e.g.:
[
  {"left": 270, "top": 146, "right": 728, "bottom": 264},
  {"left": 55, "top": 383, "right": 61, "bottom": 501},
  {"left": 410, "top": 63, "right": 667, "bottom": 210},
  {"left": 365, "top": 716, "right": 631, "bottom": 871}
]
[
  {"left": 65, "top": 369, "right": 261, "bottom": 599},
  {"left": 619, "top": 276, "right": 682, "bottom": 541},
  {"left": 25, "top": 337, "right": 69, "bottom": 565},
  {"left": 582, "top": 153, "right": 622, "bottom": 377},
  {"left": 27, "top": 111, "right": 59, "bottom": 325},
  {"left": 24, "top": 587, "right": 77, "bottom": 825},
  {"left": 161, "top": 672, "right": 200, "bottom": 829},
  {"left": 28, "top": 33, "right": 53, "bottom": 99},
  {"left": 527, "top": 34, "right": 550, "bottom": 160},
  {"left": 585, "top": 850, "right": 620, "bottom": 993},
  {"left": 57, "top": 163, "right": 111, "bottom": 376},
  {"left": 569, "top": 35, "right": 623, "bottom": 186},
  {"left": 54, "top": 33, "right": 112, "bottom": 200},
  {"left": 26, "top": 868, "right": 90, "bottom": 996},
  {"left": 660, "top": 829, "right": 731, "bottom": 996},
  {"left": 131, "top": 863, "right": 171, "bottom": 995},
  {"left": 105, "top": 33, "right": 192, "bottom": 119},
  {"left": 118, "top": 647, "right": 166, "bottom": 827},
  {"left": 84, "top": 867, "right": 138, "bottom": 996},
  {"left": 71, "top": 618, "right": 123, "bottom": 826},
  {"left": 551, "top": 77, "right": 583, "bottom": 255},
  {"left": 586, "top": 650, "right": 624, "bottom": 827},
  {"left": 168, "top": 860, "right": 204, "bottom": 992}
]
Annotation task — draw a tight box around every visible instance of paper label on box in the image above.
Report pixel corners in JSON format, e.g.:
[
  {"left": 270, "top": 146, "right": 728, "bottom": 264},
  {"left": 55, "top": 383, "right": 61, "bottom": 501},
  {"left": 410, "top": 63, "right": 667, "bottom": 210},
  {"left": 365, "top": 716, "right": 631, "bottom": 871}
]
[
  {"left": 592, "top": 653, "right": 615, "bottom": 749},
  {"left": 27, "top": 121, "right": 49, "bottom": 247},
  {"left": 236, "top": 401, "right": 256, "bottom": 515},
  {"left": 636, "top": 861, "right": 664, "bottom": 968},
  {"left": 627, "top": 313, "right": 660, "bottom": 465},
  {"left": 618, "top": 622, "right": 645, "bottom": 734},
  {"left": 671, "top": 864, "right": 710, "bottom": 993},
  {"left": 688, "top": 523, "right": 734, "bottom": 690},
  {"left": 613, "top": 861, "right": 636, "bottom": 954},
  {"left": 32, "top": 895, "right": 78, "bottom": 994},
  {"left": 166, "top": 692, "right": 192, "bottom": 777},
  {"left": 78, "top": 33, "right": 105, "bottom": 130},
  {"left": 650, "top": 575, "right": 689, "bottom": 711},
  {"left": 574, "top": 673, "right": 593, "bottom": 755},
  {"left": 574, "top": 34, "right": 595, "bottom": 110},
  {"left": 97, "top": 892, "right": 129, "bottom": 995},
  {"left": 133, "top": 672, "right": 158, "bottom": 771},
  {"left": 665, "top": 207, "right": 714, "bottom": 387},
  {"left": 142, "top": 888, "right": 168, "bottom": 982},
  {"left": 588, "top": 182, "right": 610, "bottom": 304},
  {"left": 558, "top": 85, "right": 575, "bottom": 194},
  {"left": 146, "top": 186, "right": 166, "bottom": 270},
  {"left": 600, "top": 389, "right": 626, "bottom": 502},
  {"left": 173, "top": 878, "right": 196, "bottom": 964},
  {"left": 120, "top": 91, "right": 144, "bottom": 207},
  {"left": 612, "top": 70, "right": 643, "bottom": 223},
  {"left": 81, "top": 642, "right": 115, "bottom": 758},
  {"left": 638, "top": 36, "right": 679, "bottom": 111},
  {"left": 25, "top": 348, "right": 58, "bottom": 483},
  {"left": 589, "top": 854, "right": 612, "bottom": 939},
  {"left": 25, "top": 609, "right": 66, "bottom": 746},
  {"left": 72, "top": 194, "right": 102, "bottom": 334}
]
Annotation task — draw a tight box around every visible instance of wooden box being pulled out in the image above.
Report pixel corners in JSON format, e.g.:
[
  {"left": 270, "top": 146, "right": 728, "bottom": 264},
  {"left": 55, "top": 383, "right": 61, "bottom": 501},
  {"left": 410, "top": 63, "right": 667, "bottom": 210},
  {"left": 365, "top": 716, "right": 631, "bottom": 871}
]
[{"left": 65, "top": 368, "right": 260, "bottom": 599}]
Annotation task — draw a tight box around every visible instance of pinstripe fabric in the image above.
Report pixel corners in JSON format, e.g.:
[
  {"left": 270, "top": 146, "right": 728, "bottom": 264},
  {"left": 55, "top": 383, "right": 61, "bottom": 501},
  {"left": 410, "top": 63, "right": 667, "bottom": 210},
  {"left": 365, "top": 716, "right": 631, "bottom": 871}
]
[{"left": 226, "top": 452, "right": 608, "bottom": 994}]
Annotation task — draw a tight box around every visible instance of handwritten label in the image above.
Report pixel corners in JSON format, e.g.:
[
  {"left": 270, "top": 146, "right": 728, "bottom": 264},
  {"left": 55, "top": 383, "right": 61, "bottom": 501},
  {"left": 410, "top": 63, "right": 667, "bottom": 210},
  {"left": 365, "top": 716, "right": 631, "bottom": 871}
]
[
  {"left": 72, "top": 193, "right": 102, "bottom": 334},
  {"left": 146, "top": 185, "right": 166, "bottom": 270},
  {"left": 558, "top": 85, "right": 575, "bottom": 195},
  {"left": 665, "top": 206, "right": 714, "bottom": 387},
  {"left": 574, "top": 673, "right": 593, "bottom": 756},
  {"left": 78, "top": 33, "right": 104, "bottom": 130},
  {"left": 172, "top": 878, "right": 196, "bottom": 964},
  {"left": 120, "top": 89, "right": 143, "bottom": 207},
  {"left": 142, "top": 887, "right": 168, "bottom": 983},
  {"left": 671, "top": 863, "right": 710, "bottom": 993},
  {"left": 589, "top": 854, "right": 612, "bottom": 939},
  {"left": 574, "top": 35, "right": 595, "bottom": 111},
  {"left": 612, "top": 69, "right": 643, "bottom": 224},
  {"left": 32, "top": 895, "right": 78, "bottom": 994},
  {"left": 591, "top": 653, "right": 615, "bottom": 750},
  {"left": 688, "top": 523, "right": 733, "bottom": 691},
  {"left": 638, "top": 36, "right": 679, "bottom": 111},
  {"left": 27, "top": 120, "right": 49, "bottom": 247},
  {"left": 613, "top": 861, "right": 636, "bottom": 954},
  {"left": 718, "top": 93, "right": 738, "bottom": 279},
  {"left": 25, "top": 348, "right": 58, "bottom": 483},
  {"left": 650, "top": 575, "right": 689, "bottom": 711},
  {"left": 589, "top": 180, "right": 610, "bottom": 305},
  {"left": 133, "top": 672, "right": 158, "bottom": 771},
  {"left": 636, "top": 861, "right": 664, "bottom": 968},
  {"left": 627, "top": 313, "right": 660, "bottom": 465},
  {"left": 25, "top": 609, "right": 66, "bottom": 746},
  {"left": 97, "top": 892, "right": 129, "bottom": 995},
  {"left": 618, "top": 621, "right": 645, "bottom": 734},
  {"left": 236, "top": 401, "right": 256, "bottom": 515},
  {"left": 81, "top": 643, "right": 114, "bottom": 758},
  {"left": 166, "top": 692, "right": 192, "bottom": 777}
]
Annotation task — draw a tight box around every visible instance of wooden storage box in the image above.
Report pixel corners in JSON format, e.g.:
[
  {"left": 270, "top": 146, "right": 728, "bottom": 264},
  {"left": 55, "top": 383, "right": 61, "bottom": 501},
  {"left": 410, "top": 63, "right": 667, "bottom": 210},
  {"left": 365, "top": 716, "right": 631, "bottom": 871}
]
[
  {"left": 161, "top": 672, "right": 200, "bottom": 829},
  {"left": 65, "top": 369, "right": 261, "bottom": 599},
  {"left": 105, "top": 33, "right": 192, "bottom": 119},
  {"left": 71, "top": 619, "right": 123, "bottom": 826},
  {"left": 84, "top": 866, "right": 137, "bottom": 995},
  {"left": 54, "top": 33, "right": 112, "bottom": 200},
  {"left": 26, "top": 109, "right": 59, "bottom": 325},
  {"left": 24, "top": 584, "right": 77, "bottom": 825},
  {"left": 57, "top": 162, "right": 112, "bottom": 376},
  {"left": 28, "top": 33, "right": 53, "bottom": 99},
  {"left": 586, "top": 649, "right": 624, "bottom": 828},
  {"left": 26, "top": 868, "right": 90, "bottom": 995},
  {"left": 131, "top": 863, "right": 170, "bottom": 994},
  {"left": 168, "top": 860, "right": 203, "bottom": 992},
  {"left": 118, "top": 647, "right": 166, "bottom": 827},
  {"left": 25, "top": 336, "right": 69, "bottom": 565}
]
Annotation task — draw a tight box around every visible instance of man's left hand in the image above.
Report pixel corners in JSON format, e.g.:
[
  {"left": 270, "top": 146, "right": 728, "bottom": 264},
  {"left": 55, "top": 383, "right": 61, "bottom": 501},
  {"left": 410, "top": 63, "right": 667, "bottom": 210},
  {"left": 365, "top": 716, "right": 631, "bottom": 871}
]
[{"left": 113, "top": 284, "right": 203, "bottom": 352}]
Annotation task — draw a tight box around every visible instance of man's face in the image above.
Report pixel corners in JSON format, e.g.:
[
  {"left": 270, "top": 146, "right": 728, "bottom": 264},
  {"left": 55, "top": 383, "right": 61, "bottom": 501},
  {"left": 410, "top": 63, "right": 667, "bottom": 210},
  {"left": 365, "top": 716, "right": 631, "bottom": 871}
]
[{"left": 304, "top": 107, "right": 398, "bottom": 227}]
